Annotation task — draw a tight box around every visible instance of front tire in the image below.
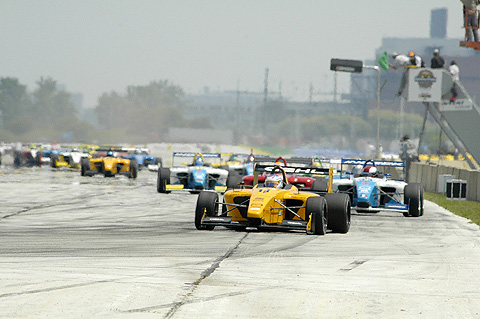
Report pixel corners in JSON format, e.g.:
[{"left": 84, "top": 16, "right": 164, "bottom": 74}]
[
  {"left": 157, "top": 168, "right": 171, "bottom": 193},
  {"left": 324, "top": 193, "right": 351, "bottom": 233},
  {"left": 305, "top": 196, "right": 327, "bottom": 235},
  {"left": 226, "top": 169, "right": 242, "bottom": 189},
  {"left": 51, "top": 154, "right": 59, "bottom": 168},
  {"left": 81, "top": 158, "right": 89, "bottom": 176},
  {"left": 195, "top": 191, "right": 218, "bottom": 230},
  {"left": 404, "top": 183, "right": 423, "bottom": 217},
  {"left": 129, "top": 160, "right": 138, "bottom": 179}
]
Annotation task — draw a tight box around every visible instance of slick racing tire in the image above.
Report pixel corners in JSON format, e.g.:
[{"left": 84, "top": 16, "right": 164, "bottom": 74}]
[
  {"left": 80, "top": 158, "right": 90, "bottom": 176},
  {"left": 324, "top": 193, "right": 351, "bottom": 233},
  {"left": 157, "top": 168, "right": 171, "bottom": 193},
  {"left": 195, "top": 191, "right": 218, "bottom": 230},
  {"left": 14, "top": 151, "right": 22, "bottom": 167},
  {"left": 404, "top": 183, "right": 424, "bottom": 217},
  {"left": 305, "top": 196, "right": 327, "bottom": 235},
  {"left": 129, "top": 159, "right": 138, "bottom": 179},
  {"left": 311, "top": 178, "right": 328, "bottom": 193},
  {"left": 226, "top": 169, "right": 242, "bottom": 189},
  {"left": 51, "top": 154, "right": 59, "bottom": 168}
]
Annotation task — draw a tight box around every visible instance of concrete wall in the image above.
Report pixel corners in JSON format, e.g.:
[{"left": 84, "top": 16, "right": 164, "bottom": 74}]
[{"left": 410, "top": 162, "right": 480, "bottom": 201}]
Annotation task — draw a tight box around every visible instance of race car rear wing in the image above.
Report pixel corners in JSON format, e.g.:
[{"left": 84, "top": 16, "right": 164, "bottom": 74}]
[
  {"left": 172, "top": 152, "right": 222, "bottom": 166},
  {"left": 341, "top": 159, "right": 404, "bottom": 167},
  {"left": 339, "top": 158, "right": 404, "bottom": 175},
  {"left": 173, "top": 152, "right": 221, "bottom": 158}
]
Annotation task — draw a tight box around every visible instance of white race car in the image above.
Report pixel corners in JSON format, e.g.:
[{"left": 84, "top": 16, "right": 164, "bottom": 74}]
[
  {"left": 51, "top": 149, "right": 91, "bottom": 168},
  {"left": 332, "top": 159, "right": 424, "bottom": 217}
]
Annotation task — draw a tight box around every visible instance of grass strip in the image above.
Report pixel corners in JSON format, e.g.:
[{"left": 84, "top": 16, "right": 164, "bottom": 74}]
[{"left": 425, "top": 192, "right": 480, "bottom": 226}]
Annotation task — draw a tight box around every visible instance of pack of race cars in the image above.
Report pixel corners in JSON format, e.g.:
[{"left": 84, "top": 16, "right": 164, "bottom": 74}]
[{"left": 5, "top": 144, "right": 424, "bottom": 236}]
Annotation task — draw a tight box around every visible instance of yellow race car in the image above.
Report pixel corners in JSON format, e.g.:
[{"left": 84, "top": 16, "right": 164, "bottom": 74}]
[
  {"left": 81, "top": 150, "right": 138, "bottom": 178},
  {"left": 195, "top": 163, "right": 351, "bottom": 235}
]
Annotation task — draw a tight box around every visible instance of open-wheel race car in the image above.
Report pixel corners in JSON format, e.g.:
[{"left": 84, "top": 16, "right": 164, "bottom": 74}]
[
  {"left": 195, "top": 162, "right": 351, "bottom": 235},
  {"left": 210, "top": 152, "right": 257, "bottom": 188},
  {"left": 157, "top": 152, "right": 228, "bottom": 194},
  {"left": 51, "top": 148, "right": 90, "bottom": 168},
  {"left": 121, "top": 147, "right": 162, "bottom": 171},
  {"left": 80, "top": 149, "right": 138, "bottom": 178},
  {"left": 241, "top": 156, "right": 332, "bottom": 192},
  {"left": 332, "top": 159, "right": 424, "bottom": 217}
]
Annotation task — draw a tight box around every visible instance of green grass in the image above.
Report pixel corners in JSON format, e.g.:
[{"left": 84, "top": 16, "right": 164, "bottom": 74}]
[{"left": 425, "top": 192, "right": 480, "bottom": 226}]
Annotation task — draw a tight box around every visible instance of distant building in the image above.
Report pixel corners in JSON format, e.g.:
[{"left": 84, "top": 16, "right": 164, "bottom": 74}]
[
  {"left": 350, "top": 7, "right": 480, "bottom": 114},
  {"left": 430, "top": 7, "right": 447, "bottom": 39}
]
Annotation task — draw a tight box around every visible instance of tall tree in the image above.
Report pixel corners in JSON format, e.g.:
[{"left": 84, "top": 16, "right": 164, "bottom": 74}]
[
  {"left": 32, "top": 77, "right": 76, "bottom": 124},
  {"left": 0, "top": 77, "right": 31, "bottom": 127}
]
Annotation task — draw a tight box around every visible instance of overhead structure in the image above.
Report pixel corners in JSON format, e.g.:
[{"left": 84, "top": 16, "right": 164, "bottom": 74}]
[
  {"left": 399, "top": 68, "right": 480, "bottom": 169},
  {"left": 459, "top": 9, "right": 480, "bottom": 50}
]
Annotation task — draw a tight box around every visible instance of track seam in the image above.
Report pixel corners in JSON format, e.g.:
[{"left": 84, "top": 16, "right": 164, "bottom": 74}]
[{"left": 164, "top": 233, "right": 248, "bottom": 319}]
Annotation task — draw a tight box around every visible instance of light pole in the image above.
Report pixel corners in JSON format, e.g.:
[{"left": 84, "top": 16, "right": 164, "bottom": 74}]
[
  {"left": 363, "top": 65, "right": 381, "bottom": 159},
  {"left": 330, "top": 59, "right": 381, "bottom": 159}
]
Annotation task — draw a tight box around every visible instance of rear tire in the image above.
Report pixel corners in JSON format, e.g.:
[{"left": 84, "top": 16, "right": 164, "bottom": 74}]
[
  {"left": 195, "top": 191, "right": 218, "bottom": 230},
  {"left": 305, "top": 196, "right": 327, "bottom": 235},
  {"left": 311, "top": 178, "right": 328, "bottom": 193},
  {"left": 404, "top": 183, "right": 423, "bottom": 217},
  {"left": 324, "top": 193, "right": 351, "bottom": 233},
  {"left": 157, "top": 168, "right": 171, "bottom": 193}
]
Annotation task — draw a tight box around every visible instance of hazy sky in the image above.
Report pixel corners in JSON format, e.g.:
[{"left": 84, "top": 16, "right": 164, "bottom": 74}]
[{"left": 0, "top": 1, "right": 465, "bottom": 108}]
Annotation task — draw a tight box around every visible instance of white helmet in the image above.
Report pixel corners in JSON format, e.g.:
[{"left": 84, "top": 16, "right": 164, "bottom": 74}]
[
  {"left": 265, "top": 174, "right": 283, "bottom": 188},
  {"left": 363, "top": 166, "right": 377, "bottom": 177}
]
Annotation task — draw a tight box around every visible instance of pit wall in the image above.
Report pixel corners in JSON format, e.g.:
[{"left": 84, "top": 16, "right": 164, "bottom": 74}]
[{"left": 409, "top": 162, "right": 480, "bottom": 201}]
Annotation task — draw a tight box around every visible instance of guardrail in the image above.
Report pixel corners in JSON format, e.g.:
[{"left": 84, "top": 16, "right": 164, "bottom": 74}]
[{"left": 410, "top": 162, "right": 480, "bottom": 201}]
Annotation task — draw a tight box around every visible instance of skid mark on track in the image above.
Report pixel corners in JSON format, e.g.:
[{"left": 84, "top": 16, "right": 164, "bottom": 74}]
[
  {"left": 339, "top": 259, "right": 368, "bottom": 272},
  {"left": 0, "top": 280, "right": 111, "bottom": 298},
  {"left": 124, "top": 233, "right": 249, "bottom": 318},
  {"left": 1, "top": 186, "right": 144, "bottom": 220}
]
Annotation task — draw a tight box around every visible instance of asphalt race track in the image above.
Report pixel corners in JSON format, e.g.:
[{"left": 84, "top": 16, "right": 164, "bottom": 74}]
[{"left": 1, "top": 166, "right": 480, "bottom": 318}]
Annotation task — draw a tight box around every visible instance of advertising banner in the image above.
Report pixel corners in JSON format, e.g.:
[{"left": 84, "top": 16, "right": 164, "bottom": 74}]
[
  {"left": 439, "top": 98, "right": 473, "bottom": 111},
  {"left": 407, "top": 69, "right": 443, "bottom": 102}
]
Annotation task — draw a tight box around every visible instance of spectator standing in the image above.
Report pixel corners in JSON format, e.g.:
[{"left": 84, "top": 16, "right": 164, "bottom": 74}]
[
  {"left": 407, "top": 51, "right": 423, "bottom": 68},
  {"left": 390, "top": 52, "right": 409, "bottom": 70},
  {"left": 461, "top": 0, "right": 480, "bottom": 42},
  {"left": 430, "top": 49, "right": 445, "bottom": 69},
  {"left": 399, "top": 135, "right": 418, "bottom": 182},
  {"left": 449, "top": 60, "right": 460, "bottom": 81},
  {"left": 390, "top": 52, "right": 410, "bottom": 96},
  {"left": 449, "top": 60, "right": 460, "bottom": 102}
]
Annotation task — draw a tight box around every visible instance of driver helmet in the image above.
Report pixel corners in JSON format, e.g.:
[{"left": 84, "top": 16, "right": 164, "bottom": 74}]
[
  {"left": 194, "top": 155, "right": 203, "bottom": 166},
  {"left": 107, "top": 150, "right": 114, "bottom": 156},
  {"left": 265, "top": 173, "right": 283, "bottom": 188},
  {"left": 363, "top": 166, "right": 377, "bottom": 177}
]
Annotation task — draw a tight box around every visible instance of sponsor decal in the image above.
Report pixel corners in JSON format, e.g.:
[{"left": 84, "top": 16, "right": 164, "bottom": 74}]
[
  {"left": 385, "top": 203, "right": 408, "bottom": 210},
  {"left": 439, "top": 98, "right": 473, "bottom": 111},
  {"left": 414, "top": 70, "right": 436, "bottom": 89}
]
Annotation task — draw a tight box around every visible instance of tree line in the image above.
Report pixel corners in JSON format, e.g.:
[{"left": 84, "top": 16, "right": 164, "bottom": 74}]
[{"left": 0, "top": 77, "right": 211, "bottom": 143}]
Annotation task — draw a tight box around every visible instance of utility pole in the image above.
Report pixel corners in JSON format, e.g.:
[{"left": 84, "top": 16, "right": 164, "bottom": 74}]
[
  {"left": 262, "top": 68, "right": 269, "bottom": 137},
  {"left": 263, "top": 68, "right": 269, "bottom": 107}
]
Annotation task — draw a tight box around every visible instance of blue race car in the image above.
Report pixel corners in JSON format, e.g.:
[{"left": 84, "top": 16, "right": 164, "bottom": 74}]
[
  {"left": 332, "top": 159, "right": 424, "bottom": 217},
  {"left": 157, "top": 152, "right": 228, "bottom": 194},
  {"left": 122, "top": 147, "right": 162, "bottom": 171}
]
